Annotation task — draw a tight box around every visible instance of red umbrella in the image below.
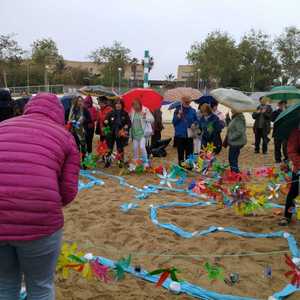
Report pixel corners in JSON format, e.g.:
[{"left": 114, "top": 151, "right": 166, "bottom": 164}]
[{"left": 121, "top": 88, "right": 162, "bottom": 112}]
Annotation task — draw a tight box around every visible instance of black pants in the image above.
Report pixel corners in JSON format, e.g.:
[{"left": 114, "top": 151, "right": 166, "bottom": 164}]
[
  {"left": 255, "top": 128, "right": 269, "bottom": 153},
  {"left": 151, "top": 130, "right": 162, "bottom": 148},
  {"left": 107, "top": 135, "right": 125, "bottom": 155},
  {"left": 284, "top": 172, "right": 299, "bottom": 220},
  {"left": 176, "top": 137, "right": 193, "bottom": 164},
  {"left": 274, "top": 138, "right": 288, "bottom": 163},
  {"left": 228, "top": 145, "right": 242, "bottom": 173},
  {"left": 85, "top": 127, "right": 95, "bottom": 154}
]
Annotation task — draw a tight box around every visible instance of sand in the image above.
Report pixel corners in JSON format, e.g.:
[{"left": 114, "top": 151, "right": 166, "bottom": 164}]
[{"left": 56, "top": 125, "right": 300, "bottom": 300}]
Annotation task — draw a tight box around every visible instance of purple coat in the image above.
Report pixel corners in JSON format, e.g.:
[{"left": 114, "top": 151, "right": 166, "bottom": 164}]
[{"left": 0, "top": 93, "right": 80, "bottom": 241}]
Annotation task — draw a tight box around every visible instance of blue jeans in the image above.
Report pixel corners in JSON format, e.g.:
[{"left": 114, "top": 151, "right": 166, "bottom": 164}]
[
  {"left": 0, "top": 229, "right": 62, "bottom": 300},
  {"left": 229, "top": 145, "right": 242, "bottom": 173}
]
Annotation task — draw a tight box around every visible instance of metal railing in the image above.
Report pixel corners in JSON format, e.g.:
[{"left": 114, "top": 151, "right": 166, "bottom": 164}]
[{"left": 8, "top": 85, "right": 64, "bottom": 96}]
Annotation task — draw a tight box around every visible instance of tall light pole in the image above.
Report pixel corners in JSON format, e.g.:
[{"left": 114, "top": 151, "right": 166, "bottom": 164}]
[
  {"left": 118, "top": 67, "right": 122, "bottom": 94},
  {"left": 197, "top": 68, "right": 201, "bottom": 89},
  {"left": 26, "top": 61, "right": 30, "bottom": 94},
  {"left": 44, "top": 65, "right": 50, "bottom": 92}
]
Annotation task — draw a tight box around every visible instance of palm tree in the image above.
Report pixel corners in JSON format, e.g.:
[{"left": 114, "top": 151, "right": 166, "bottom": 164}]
[{"left": 165, "top": 73, "right": 175, "bottom": 82}]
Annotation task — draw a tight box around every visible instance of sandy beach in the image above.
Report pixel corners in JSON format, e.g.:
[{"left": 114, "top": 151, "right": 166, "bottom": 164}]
[{"left": 56, "top": 125, "right": 300, "bottom": 300}]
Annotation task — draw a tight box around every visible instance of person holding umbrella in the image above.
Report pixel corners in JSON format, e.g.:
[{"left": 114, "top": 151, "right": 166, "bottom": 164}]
[
  {"left": 252, "top": 97, "right": 273, "bottom": 154},
  {"left": 172, "top": 96, "right": 198, "bottom": 166},
  {"left": 271, "top": 100, "right": 288, "bottom": 164},
  {"left": 130, "top": 99, "right": 154, "bottom": 166},
  {"left": 273, "top": 103, "right": 300, "bottom": 225},
  {"left": 279, "top": 127, "right": 300, "bottom": 225}
]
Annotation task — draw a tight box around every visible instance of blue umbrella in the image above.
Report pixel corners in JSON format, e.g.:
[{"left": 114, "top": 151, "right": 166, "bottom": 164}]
[
  {"left": 168, "top": 101, "right": 182, "bottom": 110},
  {"left": 194, "top": 95, "right": 216, "bottom": 105}
]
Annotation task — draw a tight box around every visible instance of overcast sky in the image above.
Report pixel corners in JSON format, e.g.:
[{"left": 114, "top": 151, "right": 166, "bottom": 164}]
[{"left": 1, "top": 0, "right": 300, "bottom": 79}]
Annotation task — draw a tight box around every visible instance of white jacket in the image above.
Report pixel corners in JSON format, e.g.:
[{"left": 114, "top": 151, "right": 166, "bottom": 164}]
[{"left": 130, "top": 106, "right": 154, "bottom": 138}]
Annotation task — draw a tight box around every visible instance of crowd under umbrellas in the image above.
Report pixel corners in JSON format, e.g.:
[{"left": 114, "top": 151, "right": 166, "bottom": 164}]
[{"left": 2, "top": 84, "right": 300, "bottom": 300}]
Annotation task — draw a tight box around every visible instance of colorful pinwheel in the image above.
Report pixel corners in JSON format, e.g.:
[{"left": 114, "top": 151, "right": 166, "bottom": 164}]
[
  {"left": 148, "top": 267, "right": 180, "bottom": 287},
  {"left": 96, "top": 141, "right": 109, "bottom": 156},
  {"left": 268, "top": 184, "right": 280, "bottom": 200},
  {"left": 203, "top": 262, "right": 224, "bottom": 282},
  {"left": 158, "top": 168, "right": 178, "bottom": 188},
  {"left": 114, "top": 255, "right": 132, "bottom": 280},
  {"left": 285, "top": 254, "right": 300, "bottom": 287}
]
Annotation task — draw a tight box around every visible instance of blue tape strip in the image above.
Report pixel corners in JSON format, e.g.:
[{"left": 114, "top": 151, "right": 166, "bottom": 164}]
[{"left": 20, "top": 170, "right": 293, "bottom": 300}]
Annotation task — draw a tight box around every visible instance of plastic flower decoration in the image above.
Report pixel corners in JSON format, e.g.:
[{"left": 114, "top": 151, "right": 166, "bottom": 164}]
[
  {"left": 201, "top": 143, "right": 216, "bottom": 160},
  {"left": 57, "top": 243, "right": 84, "bottom": 279},
  {"left": 114, "top": 255, "right": 132, "bottom": 280},
  {"left": 192, "top": 180, "right": 206, "bottom": 194},
  {"left": 83, "top": 154, "right": 97, "bottom": 169},
  {"left": 103, "top": 126, "right": 111, "bottom": 136},
  {"left": 158, "top": 168, "right": 178, "bottom": 188},
  {"left": 148, "top": 267, "right": 180, "bottom": 287},
  {"left": 96, "top": 141, "right": 109, "bottom": 156},
  {"left": 268, "top": 184, "right": 280, "bottom": 200},
  {"left": 185, "top": 154, "right": 196, "bottom": 169},
  {"left": 90, "top": 259, "right": 111, "bottom": 283},
  {"left": 285, "top": 254, "right": 300, "bottom": 287},
  {"left": 203, "top": 262, "right": 224, "bottom": 282}
]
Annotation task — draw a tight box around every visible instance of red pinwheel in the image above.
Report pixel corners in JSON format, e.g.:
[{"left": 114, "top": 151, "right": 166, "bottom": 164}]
[
  {"left": 285, "top": 254, "right": 300, "bottom": 287},
  {"left": 148, "top": 267, "right": 180, "bottom": 287},
  {"left": 192, "top": 180, "right": 206, "bottom": 194},
  {"left": 96, "top": 141, "right": 109, "bottom": 156}
]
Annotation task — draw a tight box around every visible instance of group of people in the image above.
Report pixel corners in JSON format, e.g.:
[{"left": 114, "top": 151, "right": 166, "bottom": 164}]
[
  {"left": 172, "top": 96, "right": 247, "bottom": 173},
  {"left": 252, "top": 97, "right": 288, "bottom": 164},
  {"left": 0, "top": 89, "right": 299, "bottom": 300},
  {"left": 66, "top": 95, "right": 163, "bottom": 168}
]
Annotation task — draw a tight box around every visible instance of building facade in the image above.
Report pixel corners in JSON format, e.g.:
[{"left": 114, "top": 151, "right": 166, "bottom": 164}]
[
  {"left": 177, "top": 65, "right": 195, "bottom": 81},
  {"left": 64, "top": 60, "right": 144, "bottom": 81}
]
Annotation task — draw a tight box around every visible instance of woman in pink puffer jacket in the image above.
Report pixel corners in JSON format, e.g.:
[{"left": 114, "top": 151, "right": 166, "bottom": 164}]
[{"left": 0, "top": 93, "right": 80, "bottom": 300}]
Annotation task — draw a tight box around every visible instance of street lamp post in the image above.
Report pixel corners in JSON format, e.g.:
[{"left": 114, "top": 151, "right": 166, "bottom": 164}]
[
  {"left": 26, "top": 62, "right": 30, "bottom": 94},
  {"left": 118, "top": 67, "right": 122, "bottom": 94},
  {"left": 197, "top": 68, "right": 201, "bottom": 89},
  {"left": 44, "top": 65, "right": 50, "bottom": 92}
]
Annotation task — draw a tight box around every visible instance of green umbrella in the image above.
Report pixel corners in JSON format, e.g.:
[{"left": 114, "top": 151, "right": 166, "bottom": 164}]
[
  {"left": 266, "top": 86, "right": 300, "bottom": 104},
  {"left": 273, "top": 102, "right": 300, "bottom": 141}
]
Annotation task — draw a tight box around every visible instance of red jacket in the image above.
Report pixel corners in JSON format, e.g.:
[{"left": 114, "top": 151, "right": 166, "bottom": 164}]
[
  {"left": 288, "top": 128, "right": 300, "bottom": 172},
  {"left": 97, "top": 106, "right": 112, "bottom": 135}
]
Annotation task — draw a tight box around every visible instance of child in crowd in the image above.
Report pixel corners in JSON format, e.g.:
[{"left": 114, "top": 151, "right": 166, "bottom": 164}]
[
  {"left": 199, "top": 103, "right": 224, "bottom": 154},
  {"left": 104, "top": 99, "right": 131, "bottom": 167},
  {"left": 83, "top": 96, "right": 97, "bottom": 154},
  {"left": 130, "top": 99, "right": 154, "bottom": 167},
  {"left": 96, "top": 96, "right": 113, "bottom": 142},
  {"left": 68, "top": 96, "right": 88, "bottom": 162}
]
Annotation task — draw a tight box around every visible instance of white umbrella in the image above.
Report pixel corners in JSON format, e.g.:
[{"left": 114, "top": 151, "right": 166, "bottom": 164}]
[
  {"left": 164, "top": 87, "right": 202, "bottom": 101},
  {"left": 210, "top": 88, "right": 258, "bottom": 113}
]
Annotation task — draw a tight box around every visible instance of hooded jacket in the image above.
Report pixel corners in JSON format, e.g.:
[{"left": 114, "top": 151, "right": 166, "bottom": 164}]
[
  {"left": 0, "top": 93, "right": 80, "bottom": 241},
  {"left": 227, "top": 113, "right": 247, "bottom": 147},
  {"left": 84, "top": 96, "right": 97, "bottom": 124}
]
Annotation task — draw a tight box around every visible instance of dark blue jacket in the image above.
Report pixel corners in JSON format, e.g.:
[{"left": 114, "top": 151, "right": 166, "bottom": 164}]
[
  {"left": 172, "top": 106, "right": 198, "bottom": 138},
  {"left": 199, "top": 113, "right": 224, "bottom": 150}
]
